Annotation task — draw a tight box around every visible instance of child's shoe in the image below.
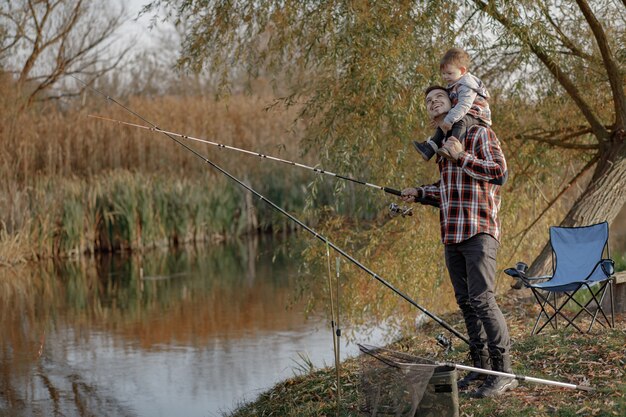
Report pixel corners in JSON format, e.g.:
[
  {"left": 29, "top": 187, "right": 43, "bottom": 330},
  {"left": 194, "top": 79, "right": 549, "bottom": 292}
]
[
  {"left": 436, "top": 147, "right": 456, "bottom": 161},
  {"left": 412, "top": 140, "right": 437, "bottom": 161}
]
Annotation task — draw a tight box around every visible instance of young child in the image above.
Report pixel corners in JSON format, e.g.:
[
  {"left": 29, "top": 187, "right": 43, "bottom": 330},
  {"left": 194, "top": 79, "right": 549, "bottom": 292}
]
[{"left": 414, "top": 47, "right": 491, "bottom": 161}]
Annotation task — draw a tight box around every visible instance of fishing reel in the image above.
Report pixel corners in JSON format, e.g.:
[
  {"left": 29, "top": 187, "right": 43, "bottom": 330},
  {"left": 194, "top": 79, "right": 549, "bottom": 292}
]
[
  {"left": 388, "top": 203, "right": 413, "bottom": 218},
  {"left": 435, "top": 333, "right": 454, "bottom": 354}
]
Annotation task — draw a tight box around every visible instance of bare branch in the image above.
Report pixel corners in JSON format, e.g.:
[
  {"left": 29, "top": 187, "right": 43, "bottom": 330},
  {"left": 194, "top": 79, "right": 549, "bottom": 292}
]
[
  {"left": 4, "top": 0, "right": 131, "bottom": 109},
  {"left": 39, "top": 0, "right": 83, "bottom": 51},
  {"left": 19, "top": 0, "right": 54, "bottom": 81}
]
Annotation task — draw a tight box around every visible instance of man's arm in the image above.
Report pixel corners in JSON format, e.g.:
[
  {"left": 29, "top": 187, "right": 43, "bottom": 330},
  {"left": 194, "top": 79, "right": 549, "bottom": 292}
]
[{"left": 457, "top": 127, "right": 507, "bottom": 183}]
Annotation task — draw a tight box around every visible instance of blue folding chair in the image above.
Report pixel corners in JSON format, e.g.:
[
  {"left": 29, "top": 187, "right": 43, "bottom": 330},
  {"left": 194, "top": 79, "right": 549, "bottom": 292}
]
[{"left": 505, "top": 222, "right": 615, "bottom": 335}]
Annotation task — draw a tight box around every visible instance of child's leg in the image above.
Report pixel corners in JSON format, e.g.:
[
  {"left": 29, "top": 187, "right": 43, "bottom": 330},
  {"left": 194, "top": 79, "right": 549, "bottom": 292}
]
[
  {"left": 436, "top": 116, "right": 481, "bottom": 161},
  {"left": 449, "top": 115, "right": 479, "bottom": 140},
  {"left": 412, "top": 128, "right": 444, "bottom": 161},
  {"left": 427, "top": 128, "right": 445, "bottom": 150}
]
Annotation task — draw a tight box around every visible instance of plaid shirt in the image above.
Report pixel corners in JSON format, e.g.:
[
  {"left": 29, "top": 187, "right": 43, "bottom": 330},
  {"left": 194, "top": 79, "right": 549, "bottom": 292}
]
[{"left": 416, "top": 125, "right": 507, "bottom": 244}]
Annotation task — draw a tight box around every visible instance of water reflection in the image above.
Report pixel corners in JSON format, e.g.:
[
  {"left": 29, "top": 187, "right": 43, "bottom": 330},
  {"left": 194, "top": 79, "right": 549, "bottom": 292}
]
[{"left": 0, "top": 236, "right": 392, "bottom": 417}]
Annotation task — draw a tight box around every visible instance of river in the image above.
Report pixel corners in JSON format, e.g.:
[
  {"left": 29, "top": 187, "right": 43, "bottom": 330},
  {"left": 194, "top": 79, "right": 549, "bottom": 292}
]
[{"left": 0, "top": 236, "right": 394, "bottom": 417}]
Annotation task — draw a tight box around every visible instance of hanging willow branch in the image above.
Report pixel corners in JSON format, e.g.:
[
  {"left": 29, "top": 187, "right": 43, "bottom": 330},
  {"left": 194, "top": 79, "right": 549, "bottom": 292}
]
[{"left": 512, "top": 154, "right": 600, "bottom": 241}]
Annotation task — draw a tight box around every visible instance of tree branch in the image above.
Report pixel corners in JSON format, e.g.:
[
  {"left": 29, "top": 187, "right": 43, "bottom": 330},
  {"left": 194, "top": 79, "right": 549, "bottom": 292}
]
[
  {"left": 19, "top": 0, "right": 49, "bottom": 82},
  {"left": 509, "top": 153, "right": 599, "bottom": 243},
  {"left": 9, "top": 0, "right": 129, "bottom": 109},
  {"left": 575, "top": 0, "right": 626, "bottom": 129},
  {"left": 470, "top": 0, "right": 609, "bottom": 141},
  {"left": 40, "top": 0, "right": 83, "bottom": 50},
  {"left": 514, "top": 126, "right": 599, "bottom": 149},
  {"left": 539, "top": 1, "right": 594, "bottom": 61}
]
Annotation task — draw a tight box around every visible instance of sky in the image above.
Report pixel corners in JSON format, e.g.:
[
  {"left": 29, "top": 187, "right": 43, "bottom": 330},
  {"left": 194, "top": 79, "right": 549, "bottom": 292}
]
[{"left": 118, "top": 0, "right": 168, "bottom": 51}]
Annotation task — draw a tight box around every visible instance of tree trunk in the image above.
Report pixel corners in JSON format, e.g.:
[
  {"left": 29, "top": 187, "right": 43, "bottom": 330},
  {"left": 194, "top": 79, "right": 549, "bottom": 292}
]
[{"left": 529, "top": 133, "right": 626, "bottom": 275}]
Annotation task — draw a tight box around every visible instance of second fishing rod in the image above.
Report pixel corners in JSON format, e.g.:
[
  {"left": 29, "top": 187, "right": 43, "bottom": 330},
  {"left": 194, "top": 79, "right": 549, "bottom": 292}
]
[
  {"left": 88, "top": 114, "right": 439, "bottom": 212},
  {"left": 75, "top": 77, "right": 469, "bottom": 346}
]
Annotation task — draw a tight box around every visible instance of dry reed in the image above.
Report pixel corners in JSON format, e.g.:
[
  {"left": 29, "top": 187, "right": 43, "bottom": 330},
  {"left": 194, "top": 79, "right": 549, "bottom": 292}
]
[{"left": 0, "top": 77, "right": 321, "bottom": 259}]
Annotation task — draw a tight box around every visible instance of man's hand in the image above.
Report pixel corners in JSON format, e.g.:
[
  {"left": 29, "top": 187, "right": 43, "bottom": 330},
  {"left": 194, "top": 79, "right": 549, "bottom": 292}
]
[
  {"left": 400, "top": 187, "right": 419, "bottom": 203},
  {"left": 441, "top": 136, "right": 464, "bottom": 160}
]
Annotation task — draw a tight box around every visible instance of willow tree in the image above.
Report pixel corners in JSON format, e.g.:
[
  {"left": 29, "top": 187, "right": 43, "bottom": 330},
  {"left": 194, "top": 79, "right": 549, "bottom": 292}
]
[
  {"left": 146, "top": 1, "right": 625, "bottom": 274},
  {"left": 143, "top": 2, "right": 457, "bottom": 191},
  {"left": 463, "top": 0, "right": 625, "bottom": 274}
]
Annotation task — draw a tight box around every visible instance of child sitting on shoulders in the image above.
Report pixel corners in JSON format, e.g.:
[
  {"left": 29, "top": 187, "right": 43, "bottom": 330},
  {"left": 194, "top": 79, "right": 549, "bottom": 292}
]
[{"left": 413, "top": 47, "right": 491, "bottom": 161}]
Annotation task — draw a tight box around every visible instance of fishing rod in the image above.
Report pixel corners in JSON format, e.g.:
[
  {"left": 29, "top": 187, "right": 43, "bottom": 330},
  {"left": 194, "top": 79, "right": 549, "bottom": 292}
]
[
  {"left": 443, "top": 363, "right": 594, "bottom": 392},
  {"left": 74, "top": 76, "right": 468, "bottom": 345},
  {"left": 359, "top": 344, "right": 595, "bottom": 392},
  {"left": 325, "top": 249, "right": 341, "bottom": 416},
  {"left": 86, "top": 114, "right": 439, "bottom": 209}
]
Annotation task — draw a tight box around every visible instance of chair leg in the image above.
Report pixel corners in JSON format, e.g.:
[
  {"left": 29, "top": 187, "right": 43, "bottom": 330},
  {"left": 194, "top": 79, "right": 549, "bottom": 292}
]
[
  {"left": 584, "top": 287, "right": 603, "bottom": 332},
  {"left": 555, "top": 281, "right": 614, "bottom": 333},
  {"left": 553, "top": 292, "right": 558, "bottom": 330},
  {"left": 549, "top": 290, "right": 584, "bottom": 333},
  {"left": 587, "top": 282, "right": 614, "bottom": 331},
  {"left": 530, "top": 289, "right": 554, "bottom": 335},
  {"left": 530, "top": 289, "right": 544, "bottom": 335},
  {"left": 534, "top": 287, "right": 591, "bottom": 335},
  {"left": 564, "top": 290, "right": 599, "bottom": 330},
  {"left": 564, "top": 282, "right": 609, "bottom": 331},
  {"left": 531, "top": 289, "right": 584, "bottom": 335},
  {"left": 610, "top": 279, "right": 615, "bottom": 328}
]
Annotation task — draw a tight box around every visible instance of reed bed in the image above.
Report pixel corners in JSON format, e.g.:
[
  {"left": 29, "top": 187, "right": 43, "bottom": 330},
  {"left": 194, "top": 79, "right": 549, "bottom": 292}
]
[
  {"left": 0, "top": 78, "right": 346, "bottom": 260},
  {"left": 0, "top": 169, "right": 337, "bottom": 263},
  {"left": 0, "top": 80, "right": 384, "bottom": 261}
]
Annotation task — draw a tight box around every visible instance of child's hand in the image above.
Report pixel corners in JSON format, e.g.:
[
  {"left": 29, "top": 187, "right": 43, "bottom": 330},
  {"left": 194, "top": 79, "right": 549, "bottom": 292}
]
[{"left": 440, "top": 121, "right": 452, "bottom": 133}]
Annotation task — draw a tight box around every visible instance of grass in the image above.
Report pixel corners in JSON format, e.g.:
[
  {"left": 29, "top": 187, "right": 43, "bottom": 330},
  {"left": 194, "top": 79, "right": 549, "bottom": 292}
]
[{"left": 226, "top": 291, "right": 625, "bottom": 417}]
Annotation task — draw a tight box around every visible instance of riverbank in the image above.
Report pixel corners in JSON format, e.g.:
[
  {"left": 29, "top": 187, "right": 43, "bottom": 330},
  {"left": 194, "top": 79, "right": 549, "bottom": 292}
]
[{"left": 226, "top": 289, "right": 625, "bottom": 417}]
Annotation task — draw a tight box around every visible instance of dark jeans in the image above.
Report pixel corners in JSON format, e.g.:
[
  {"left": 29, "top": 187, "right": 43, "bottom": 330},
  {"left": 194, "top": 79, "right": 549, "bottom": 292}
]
[
  {"left": 429, "top": 114, "right": 479, "bottom": 149},
  {"left": 444, "top": 233, "right": 510, "bottom": 355}
]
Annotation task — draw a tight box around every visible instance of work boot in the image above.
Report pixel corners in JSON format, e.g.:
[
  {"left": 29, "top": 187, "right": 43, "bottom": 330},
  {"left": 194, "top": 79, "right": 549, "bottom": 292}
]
[
  {"left": 471, "top": 352, "right": 519, "bottom": 398},
  {"left": 457, "top": 348, "right": 490, "bottom": 390},
  {"left": 412, "top": 140, "right": 436, "bottom": 161}
]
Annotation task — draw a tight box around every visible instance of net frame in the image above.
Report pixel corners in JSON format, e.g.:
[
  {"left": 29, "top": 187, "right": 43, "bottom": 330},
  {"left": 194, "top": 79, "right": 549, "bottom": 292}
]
[{"left": 358, "top": 344, "right": 441, "bottom": 416}]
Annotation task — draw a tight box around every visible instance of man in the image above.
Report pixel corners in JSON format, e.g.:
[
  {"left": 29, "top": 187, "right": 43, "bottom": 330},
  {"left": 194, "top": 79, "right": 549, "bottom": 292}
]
[{"left": 401, "top": 85, "right": 516, "bottom": 398}]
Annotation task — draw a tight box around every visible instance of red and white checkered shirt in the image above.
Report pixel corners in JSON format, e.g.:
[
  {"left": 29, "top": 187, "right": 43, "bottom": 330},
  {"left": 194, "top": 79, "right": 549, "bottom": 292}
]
[{"left": 417, "top": 125, "right": 507, "bottom": 244}]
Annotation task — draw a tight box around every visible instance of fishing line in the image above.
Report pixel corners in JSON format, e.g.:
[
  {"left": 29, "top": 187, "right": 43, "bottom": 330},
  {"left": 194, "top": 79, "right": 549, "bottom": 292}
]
[
  {"left": 73, "top": 76, "right": 469, "bottom": 345},
  {"left": 86, "top": 114, "right": 439, "bottom": 208}
]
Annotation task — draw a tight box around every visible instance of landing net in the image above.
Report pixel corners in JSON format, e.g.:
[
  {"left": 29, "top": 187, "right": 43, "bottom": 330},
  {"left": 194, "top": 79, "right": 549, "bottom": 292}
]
[{"left": 358, "top": 344, "right": 437, "bottom": 416}]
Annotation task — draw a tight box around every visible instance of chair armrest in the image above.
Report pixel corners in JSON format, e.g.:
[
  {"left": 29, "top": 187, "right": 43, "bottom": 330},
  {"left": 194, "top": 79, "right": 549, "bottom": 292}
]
[
  {"left": 579, "top": 258, "right": 615, "bottom": 281},
  {"left": 504, "top": 268, "right": 551, "bottom": 285},
  {"left": 525, "top": 275, "right": 552, "bottom": 281},
  {"left": 600, "top": 259, "right": 615, "bottom": 277},
  {"left": 504, "top": 268, "right": 523, "bottom": 279}
]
